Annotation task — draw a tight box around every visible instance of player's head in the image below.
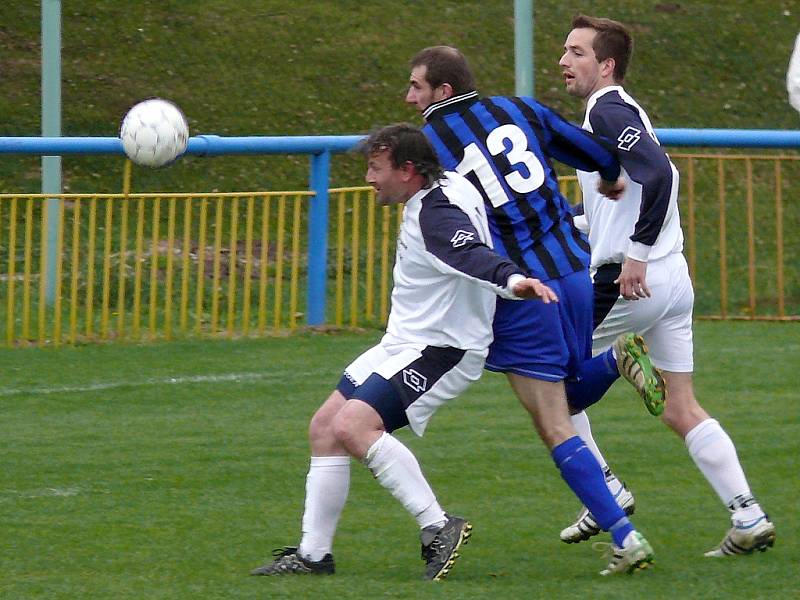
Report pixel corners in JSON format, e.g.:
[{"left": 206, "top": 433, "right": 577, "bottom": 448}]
[
  {"left": 406, "top": 46, "right": 476, "bottom": 113},
  {"left": 360, "top": 124, "right": 443, "bottom": 204},
  {"left": 560, "top": 14, "right": 633, "bottom": 99}
]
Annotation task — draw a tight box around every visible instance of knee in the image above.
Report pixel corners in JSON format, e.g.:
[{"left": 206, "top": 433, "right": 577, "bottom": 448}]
[
  {"left": 659, "top": 392, "right": 708, "bottom": 437},
  {"left": 331, "top": 408, "right": 359, "bottom": 452},
  {"left": 308, "top": 406, "right": 337, "bottom": 447}
]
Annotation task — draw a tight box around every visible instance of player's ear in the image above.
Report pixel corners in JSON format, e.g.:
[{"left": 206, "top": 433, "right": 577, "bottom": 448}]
[
  {"left": 601, "top": 57, "right": 616, "bottom": 79},
  {"left": 399, "top": 161, "right": 417, "bottom": 180},
  {"left": 439, "top": 82, "right": 455, "bottom": 100}
]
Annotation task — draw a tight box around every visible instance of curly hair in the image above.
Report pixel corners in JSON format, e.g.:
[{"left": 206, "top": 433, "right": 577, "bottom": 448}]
[{"left": 358, "top": 124, "right": 443, "bottom": 188}]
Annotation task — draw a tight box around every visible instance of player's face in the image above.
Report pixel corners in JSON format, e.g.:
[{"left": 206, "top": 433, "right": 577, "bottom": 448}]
[
  {"left": 365, "top": 150, "right": 409, "bottom": 205},
  {"left": 406, "top": 65, "right": 445, "bottom": 113},
  {"left": 560, "top": 27, "right": 607, "bottom": 99}
]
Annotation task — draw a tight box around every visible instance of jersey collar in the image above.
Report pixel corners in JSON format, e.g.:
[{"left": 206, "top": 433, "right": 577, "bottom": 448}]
[
  {"left": 583, "top": 85, "right": 625, "bottom": 126},
  {"left": 422, "top": 90, "right": 479, "bottom": 122}
]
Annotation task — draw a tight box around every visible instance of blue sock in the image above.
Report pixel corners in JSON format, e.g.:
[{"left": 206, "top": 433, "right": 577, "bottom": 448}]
[
  {"left": 565, "top": 348, "right": 619, "bottom": 411},
  {"left": 551, "top": 436, "right": 633, "bottom": 546}
]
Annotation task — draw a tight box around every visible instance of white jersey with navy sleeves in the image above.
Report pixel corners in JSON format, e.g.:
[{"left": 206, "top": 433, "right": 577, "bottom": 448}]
[
  {"left": 576, "top": 86, "right": 683, "bottom": 268},
  {"left": 385, "top": 171, "right": 525, "bottom": 351}
]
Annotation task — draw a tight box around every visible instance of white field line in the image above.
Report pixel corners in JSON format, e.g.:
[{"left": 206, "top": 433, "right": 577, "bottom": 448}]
[{"left": 0, "top": 370, "right": 322, "bottom": 398}]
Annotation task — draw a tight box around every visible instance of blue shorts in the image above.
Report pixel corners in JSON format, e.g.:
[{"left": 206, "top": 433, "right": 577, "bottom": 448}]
[{"left": 485, "top": 268, "right": 593, "bottom": 382}]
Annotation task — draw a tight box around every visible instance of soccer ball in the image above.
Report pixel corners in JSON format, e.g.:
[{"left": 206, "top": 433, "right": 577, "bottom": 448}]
[{"left": 119, "top": 98, "right": 189, "bottom": 167}]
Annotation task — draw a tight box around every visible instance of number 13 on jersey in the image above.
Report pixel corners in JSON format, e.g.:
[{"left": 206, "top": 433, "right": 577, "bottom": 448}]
[{"left": 456, "top": 124, "right": 546, "bottom": 208}]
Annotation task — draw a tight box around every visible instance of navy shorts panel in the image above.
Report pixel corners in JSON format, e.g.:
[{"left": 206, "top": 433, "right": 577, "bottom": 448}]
[
  {"left": 336, "top": 372, "right": 358, "bottom": 399},
  {"left": 351, "top": 373, "right": 409, "bottom": 433},
  {"left": 486, "top": 268, "right": 593, "bottom": 381},
  {"left": 592, "top": 263, "right": 623, "bottom": 329},
  {"left": 350, "top": 345, "right": 467, "bottom": 433}
]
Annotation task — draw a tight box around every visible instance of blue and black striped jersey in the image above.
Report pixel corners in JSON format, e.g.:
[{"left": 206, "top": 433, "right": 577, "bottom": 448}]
[{"left": 422, "top": 91, "right": 622, "bottom": 281}]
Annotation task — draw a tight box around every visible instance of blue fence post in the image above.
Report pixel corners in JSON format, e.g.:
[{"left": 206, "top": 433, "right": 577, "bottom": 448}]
[{"left": 307, "top": 150, "right": 331, "bottom": 326}]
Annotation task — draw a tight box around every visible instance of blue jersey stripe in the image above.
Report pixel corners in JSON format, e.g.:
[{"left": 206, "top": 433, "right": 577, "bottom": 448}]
[
  {"left": 458, "top": 103, "right": 558, "bottom": 275},
  {"left": 423, "top": 94, "right": 604, "bottom": 280}
]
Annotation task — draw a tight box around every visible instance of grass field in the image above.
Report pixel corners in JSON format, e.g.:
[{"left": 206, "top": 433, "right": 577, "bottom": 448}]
[{"left": 1, "top": 322, "right": 797, "bottom": 599}]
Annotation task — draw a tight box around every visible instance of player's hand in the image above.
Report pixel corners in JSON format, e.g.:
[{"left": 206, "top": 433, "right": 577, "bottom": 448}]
[
  {"left": 512, "top": 278, "right": 559, "bottom": 303},
  {"left": 614, "top": 257, "right": 650, "bottom": 300},
  {"left": 598, "top": 176, "right": 626, "bottom": 200}
]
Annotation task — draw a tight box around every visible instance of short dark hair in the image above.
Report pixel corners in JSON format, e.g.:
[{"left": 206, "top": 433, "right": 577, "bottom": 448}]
[
  {"left": 571, "top": 14, "right": 633, "bottom": 82},
  {"left": 410, "top": 46, "right": 476, "bottom": 95},
  {"left": 359, "top": 123, "right": 443, "bottom": 188}
]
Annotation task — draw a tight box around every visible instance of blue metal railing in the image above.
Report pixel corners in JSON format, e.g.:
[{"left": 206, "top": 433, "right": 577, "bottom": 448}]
[{"left": 1, "top": 129, "right": 798, "bottom": 326}]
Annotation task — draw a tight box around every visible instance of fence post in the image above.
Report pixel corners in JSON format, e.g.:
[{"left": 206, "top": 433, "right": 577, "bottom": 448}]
[
  {"left": 307, "top": 150, "right": 331, "bottom": 326},
  {"left": 42, "top": 0, "right": 62, "bottom": 304}
]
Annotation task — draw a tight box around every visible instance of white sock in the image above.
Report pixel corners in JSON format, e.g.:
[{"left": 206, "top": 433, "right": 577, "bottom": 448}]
[
  {"left": 298, "top": 455, "right": 350, "bottom": 562},
  {"left": 571, "top": 411, "right": 622, "bottom": 495},
  {"left": 364, "top": 432, "right": 446, "bottom": 530},
  {"left": 684, "top": 418, "right": 763, "bottom": 519}
]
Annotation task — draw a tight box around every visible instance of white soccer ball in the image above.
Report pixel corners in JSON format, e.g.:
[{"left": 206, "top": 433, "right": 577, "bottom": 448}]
[{"left": 119, "top": 98, "right": 189, "bottom": 167}]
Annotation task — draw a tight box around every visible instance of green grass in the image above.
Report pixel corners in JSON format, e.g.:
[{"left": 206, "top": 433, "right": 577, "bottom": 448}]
[{"left": 0, "top": 321, "right": 797, "bottom": 599}]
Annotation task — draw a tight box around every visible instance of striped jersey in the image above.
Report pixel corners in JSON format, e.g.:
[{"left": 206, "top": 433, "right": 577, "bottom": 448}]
[
  {"left": 387, "top": 171, "right": 526, "bottom": 350},
  {"left": 422, "top": 91, "right": 622, "bottom": 281},
  {"left": 576, "top": 86, "right": 683, "bottom": 268}
]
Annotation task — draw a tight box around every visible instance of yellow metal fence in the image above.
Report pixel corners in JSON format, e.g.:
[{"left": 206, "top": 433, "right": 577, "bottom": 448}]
[{"left": 0, "top": 153, "right": 797, "bottom": 346}]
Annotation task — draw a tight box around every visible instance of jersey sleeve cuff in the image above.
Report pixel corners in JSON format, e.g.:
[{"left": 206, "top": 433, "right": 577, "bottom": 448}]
[
  {"left": 573, "top": 214, "right": 589, "bottom": 234},
  {"left": 627, "top": 241, "right": 652, "bottom": 262},
  {"left": 506, "top": 273, "right": 527, "bottom": 299}
]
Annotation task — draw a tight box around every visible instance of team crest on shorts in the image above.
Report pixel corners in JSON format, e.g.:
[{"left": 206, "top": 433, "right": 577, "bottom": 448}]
[{"left": 402, "top": 368, "right": 428, "bottom": 392}]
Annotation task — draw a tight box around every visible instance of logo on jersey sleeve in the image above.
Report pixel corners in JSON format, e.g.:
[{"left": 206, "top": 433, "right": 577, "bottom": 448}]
[
  {"left": 450, "top": 230, "right": 475, "bottom": 248},
  {"left": 402, "top": 368, "right": 428, "bottom": 392},
  {"left": 617, "top": 126, "right": 642, "bottom": 151}
]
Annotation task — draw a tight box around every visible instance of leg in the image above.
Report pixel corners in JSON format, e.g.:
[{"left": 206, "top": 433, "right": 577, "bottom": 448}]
[
  {"left": 660, "top": 371, "right": 775, "bottom": 556},
  {"left": 490, "top": 270, "right": 653, "bottom": 573},
  {"left": 648, "top": 255, "right": 772, "bottom": 555},
  {"left": 507, "top": 374, "right": 640, "bottom": 540},
  {"left": 297, "top": 390, "right": 352, "bottom": 562},
  {"left": 566, "top": 263, "right": 665, "bottom": 415},
  {"left": 252, "top": 342, "right": 396, "bottom": 577},
  {"left": 335, "top": 345, "right": 483, "bottom": 580},
  {"left": 507, "top": 372, "right": 574, "bottom": 449},
  {"left": 332, "top": 397, "right": 447, "bottom": 530},
  {"left": 252, "top": 389, "right": 350, "bottom": 576},
  {"left": 335, "top": 397, "right": 467, "bottom": 581},
  {"left": 559, "top": 410, "right": 635, "bottom": 544}
]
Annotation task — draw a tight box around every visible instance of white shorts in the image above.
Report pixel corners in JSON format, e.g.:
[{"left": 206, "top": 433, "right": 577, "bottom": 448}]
[
  {"left": 340, "top": 333, "right": 487, "bottom": 436},
  {"left": 593, "top": 253, "right": 695, "bottom": 372}
]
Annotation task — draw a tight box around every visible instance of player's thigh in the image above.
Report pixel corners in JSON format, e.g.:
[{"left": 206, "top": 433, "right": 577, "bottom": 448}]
[
  {"left": 592, "top": 259, "right": 676, "bottom": 354},
  {"left": 644, "top": 262, "right": 695, "bottom": 372},
  {"left": 309, "top": 389, "right": 349, "bottom": 439}
]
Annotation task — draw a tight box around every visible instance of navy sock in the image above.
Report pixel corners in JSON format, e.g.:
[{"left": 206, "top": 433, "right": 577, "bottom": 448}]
[
  {"left": 551, "top": 436, "right": 632, "bottom": 546},
  {"left": 565, "top": 348, "right": 619, "bottom": 411}
]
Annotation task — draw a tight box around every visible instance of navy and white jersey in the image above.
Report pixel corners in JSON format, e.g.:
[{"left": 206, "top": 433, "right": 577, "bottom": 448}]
[
  {"left": 386, "top": 171, "right": 526, "bottom": 351},
  {"left": 576, "top": 86, "right": 684, "bottom": 267},
  {"left": 422, "top": 91, "right": 622, "bottom": 281}
]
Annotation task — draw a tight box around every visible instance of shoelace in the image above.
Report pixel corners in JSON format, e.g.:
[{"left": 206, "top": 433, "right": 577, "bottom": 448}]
[
  {"left": 421, "top": 538, "right": 444, "bottom": 561},
  {"left": 592, "top": 541, "right": 622, "bottom": 561},
  {"left": 272, "top": 546, "right": 297, "bottom": 559}
]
